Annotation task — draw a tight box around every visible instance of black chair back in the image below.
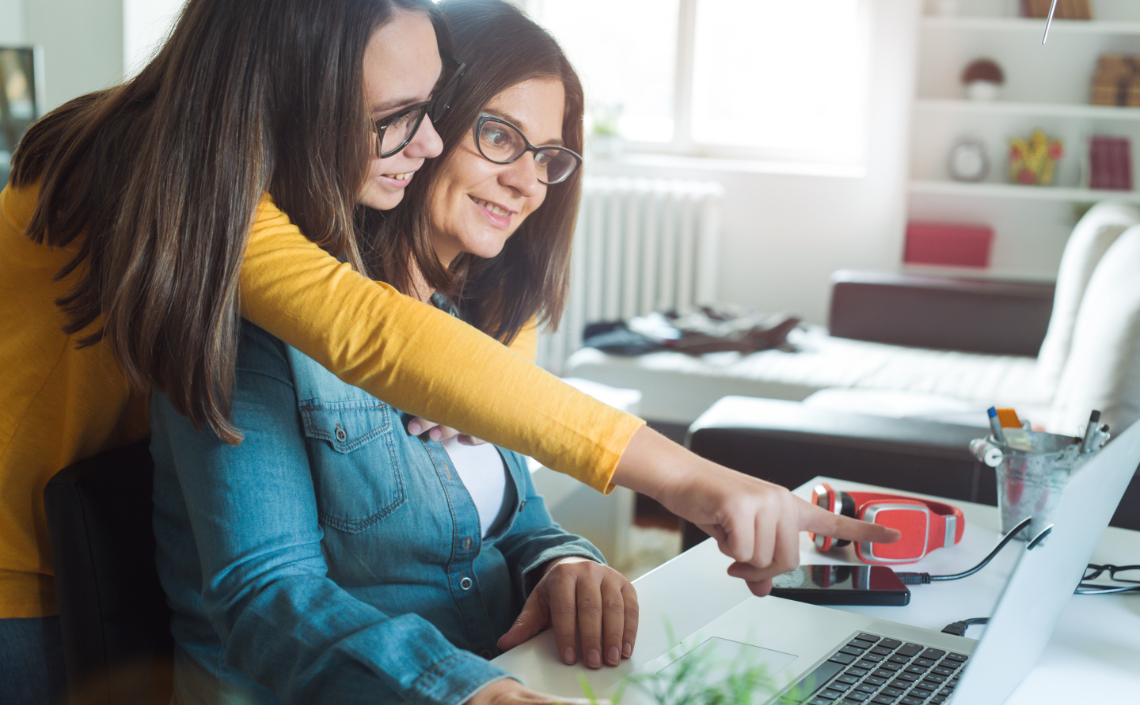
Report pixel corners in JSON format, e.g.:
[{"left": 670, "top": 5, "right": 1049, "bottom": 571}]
[{"left": 43, "top": 438, "right": 173, "bottom": 705}]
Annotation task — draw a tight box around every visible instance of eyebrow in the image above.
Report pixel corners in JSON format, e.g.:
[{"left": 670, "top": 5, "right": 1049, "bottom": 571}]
[
  {"left": 371, "top": 95, "right": 428, "bottom": 115},
  {"left": 484, "top": 107, "right": 565, "bottom": 147}
]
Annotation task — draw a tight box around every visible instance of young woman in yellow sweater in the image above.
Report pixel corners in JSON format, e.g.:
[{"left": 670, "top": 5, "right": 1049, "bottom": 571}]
[{"left": 0, "top": 0, "right": 896, "bottom": 701}]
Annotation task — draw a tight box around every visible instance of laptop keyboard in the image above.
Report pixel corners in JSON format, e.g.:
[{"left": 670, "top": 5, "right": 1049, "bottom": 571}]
[{"left": 780, "top": 632, "right": 968, "bottom": 705}]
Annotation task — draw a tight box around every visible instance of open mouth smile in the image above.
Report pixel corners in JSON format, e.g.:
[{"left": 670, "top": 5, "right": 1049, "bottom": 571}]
[{"left": 470, "top": 196, "right": 515, "bottom": 218}]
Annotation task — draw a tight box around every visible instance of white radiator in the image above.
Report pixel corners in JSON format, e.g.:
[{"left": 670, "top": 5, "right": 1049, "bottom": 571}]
[{"left": 537, "top": 177, "right": 725, "bottom": 375}]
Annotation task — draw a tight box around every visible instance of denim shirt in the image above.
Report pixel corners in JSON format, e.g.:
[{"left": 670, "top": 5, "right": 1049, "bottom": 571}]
[{"left": 149, "top": 320, "right": 603, "bottom": 705}]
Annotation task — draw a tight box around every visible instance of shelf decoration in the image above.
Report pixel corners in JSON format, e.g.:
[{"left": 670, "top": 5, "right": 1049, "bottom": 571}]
[
  {"left": 1090, "top": 55, "right": 1140, "bottom": 107},
  {"left": 948, "top": 138, "right": 989, "bottom": 182},
  {"left": 905, "top": 221, "right": 993, "bottom": 268},
  {"left": 1089, "top": 136, "right": 1133, "bottom": 191},
  {"left": 961, "top": 59, "right": 1004, "bottom": 101},
  {"left": 1009, "top": 130, "right": 1063, "bottom": 186},
  {"left": 1020, "top": 0, "right": 1090, "bottom": 20}
]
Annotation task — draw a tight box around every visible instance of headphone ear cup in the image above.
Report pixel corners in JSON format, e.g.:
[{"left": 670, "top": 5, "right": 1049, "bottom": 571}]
[
  {"left": 810, "top": 483, "right": 837, "bottom": 551},
  {"left": 833, "top": 491, "right": 856, "bottom": 548}
]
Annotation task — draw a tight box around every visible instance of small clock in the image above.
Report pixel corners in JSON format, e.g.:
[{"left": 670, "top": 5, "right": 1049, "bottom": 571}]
[{"left": 948, "top": 138, "right": 989, "bottom": 182}]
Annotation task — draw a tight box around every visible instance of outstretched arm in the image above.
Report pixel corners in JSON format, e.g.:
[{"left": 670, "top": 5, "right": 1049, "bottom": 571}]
[{"left": 241, "top": 198, "right": 899, "bottom": 592}]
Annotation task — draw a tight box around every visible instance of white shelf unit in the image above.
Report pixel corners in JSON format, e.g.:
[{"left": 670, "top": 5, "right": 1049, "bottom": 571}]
[{"left": 908, "top": 0, "right": 1140, "bottom": 279}]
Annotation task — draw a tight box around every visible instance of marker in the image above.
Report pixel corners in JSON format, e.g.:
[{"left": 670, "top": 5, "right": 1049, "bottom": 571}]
[
  {"left": 1080, "top": 410, "right": 1101, "bottom": 453},
  {"left": 995, "top": 407, "right": 1033, "bottom": 451},
  {"left": 987, "top": 407, "right": 1006, "bottom": 445}
]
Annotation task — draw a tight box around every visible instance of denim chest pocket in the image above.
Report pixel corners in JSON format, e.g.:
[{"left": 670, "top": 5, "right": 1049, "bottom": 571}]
[{"left": 299, "top": 398, "right": 406, "bottom": 533}]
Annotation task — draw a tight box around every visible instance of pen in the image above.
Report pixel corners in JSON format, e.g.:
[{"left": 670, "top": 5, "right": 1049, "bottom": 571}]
[
  {"left": 987, "top": 407, "right": 1006, "bottom": 445},
  {"left": 1080, "top": 410, "right": 1101, "bottom": 453}
]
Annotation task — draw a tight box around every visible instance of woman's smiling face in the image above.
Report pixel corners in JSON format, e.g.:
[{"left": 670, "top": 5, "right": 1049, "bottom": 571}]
[
  {"left": 358, "top": 9, "right": 444, "bottom": 211},
  {"left": 426, "top": 78, "right": 566, "bottom": 267}
]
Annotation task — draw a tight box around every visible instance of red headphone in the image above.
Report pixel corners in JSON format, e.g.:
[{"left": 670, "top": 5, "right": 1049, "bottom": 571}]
[{"left": 809, "top": 483, "right": 965, "bottom": 564}]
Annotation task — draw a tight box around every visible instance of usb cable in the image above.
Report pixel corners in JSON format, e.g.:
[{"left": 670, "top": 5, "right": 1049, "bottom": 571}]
[{"left": 896, "top": 517, "right": 1031, "bottom": 585}]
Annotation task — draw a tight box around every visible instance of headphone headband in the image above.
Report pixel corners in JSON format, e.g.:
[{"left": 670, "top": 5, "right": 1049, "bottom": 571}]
[{"left": 810, "top": 484, "right": 965, "bottom": 564}]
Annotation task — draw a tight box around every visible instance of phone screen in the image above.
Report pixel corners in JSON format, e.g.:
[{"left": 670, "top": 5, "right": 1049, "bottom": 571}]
[{"left": 770, "top": 565, "right": 911, "bottom": 606}]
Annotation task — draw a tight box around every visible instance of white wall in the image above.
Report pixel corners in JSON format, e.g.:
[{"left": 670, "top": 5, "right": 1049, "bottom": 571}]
[
  {"left": 122, "top": 0, "right": 181, "bottom": 78},
  {"left": 589, "top": 0, "right": 920, "bottom": 326},
  {"left": 25, "top": 0, "right": 122, "bottom": 110},
  {"left": 0, "top": 0, "right": 22, "bottom": 44},
  {"left": 16, "top": 0, "right": 181, "bottom": 110}
]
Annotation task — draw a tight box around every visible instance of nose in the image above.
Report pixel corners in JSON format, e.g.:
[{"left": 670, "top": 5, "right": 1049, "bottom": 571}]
[
  {"left": 405, "top": 115, "right": 444, "bottom": 159},
  {"left": 498, "top": 151, "right": 544, "bottom": 198}
]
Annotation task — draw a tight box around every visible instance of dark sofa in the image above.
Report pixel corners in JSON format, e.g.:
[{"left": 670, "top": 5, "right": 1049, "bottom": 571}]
[{"left": 679, "top": 270, "right": 1140, "bottom": 550}]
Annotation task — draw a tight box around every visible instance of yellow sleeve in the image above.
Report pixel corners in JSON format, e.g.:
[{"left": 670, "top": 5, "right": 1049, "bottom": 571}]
[
  {"left": 239, "top": 198, "right": 643, "bottom": 492},
  {"left": 507, "top": 318, "right": 539, "bottom": 362}
]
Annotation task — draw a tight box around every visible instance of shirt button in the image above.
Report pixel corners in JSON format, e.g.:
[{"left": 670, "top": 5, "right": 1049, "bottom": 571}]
[
  {"left": 463, "top": 537, "right": 472, "bottom": 551},
  {"left": 517, "top": 500, "right": 526, "bottom": 513},
  {"left": 459, "top": 576, "right": 473, "bottom": 590},
  {"left": 334, "top": 425, "right": 347, "bottom": 442},
  {"left": 480, "top": 649, "right": 493, "bottom": 659}
]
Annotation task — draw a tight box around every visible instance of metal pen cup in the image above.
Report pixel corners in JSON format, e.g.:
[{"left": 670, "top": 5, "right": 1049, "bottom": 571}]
[{"left": 970, "top": 431, "right": 1091, "bottom": 539}]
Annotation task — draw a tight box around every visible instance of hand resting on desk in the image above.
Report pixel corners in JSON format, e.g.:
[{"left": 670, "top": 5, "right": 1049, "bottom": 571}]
[
  {"left": 466, "top": 557, "right": 634, "bottom": 705},
  {"left": 497, "top": 556, "right": 638, "bottom": 668}
]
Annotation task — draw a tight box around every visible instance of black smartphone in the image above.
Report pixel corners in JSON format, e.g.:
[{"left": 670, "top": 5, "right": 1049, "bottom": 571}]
[{"left": 770, "top": 565, "right": 911, "bottom": 606}]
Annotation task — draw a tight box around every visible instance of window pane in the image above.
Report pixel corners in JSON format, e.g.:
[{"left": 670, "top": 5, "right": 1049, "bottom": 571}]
[
  {"left": 691, "top": 0, "right": 868, "bottom": 164},
  {"left": 528, "top": 0, "right": 679, "bottom": 142}
]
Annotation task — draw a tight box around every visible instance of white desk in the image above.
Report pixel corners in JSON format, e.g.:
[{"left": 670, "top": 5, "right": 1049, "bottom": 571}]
[{"left": 494, "top": 477, "right": 1140, "bottom": 704}]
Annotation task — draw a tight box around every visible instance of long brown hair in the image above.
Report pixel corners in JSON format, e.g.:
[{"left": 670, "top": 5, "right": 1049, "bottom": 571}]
[
  {"left": 11, "top": 0, "right": 447, "bottom": 444},
  {"left": 365, "top": 0, "right": 585, "bottom": 344}
]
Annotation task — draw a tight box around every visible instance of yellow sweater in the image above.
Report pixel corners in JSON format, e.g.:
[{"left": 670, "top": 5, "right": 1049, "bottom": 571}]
[{"left": 0, "top": 182, "right": 643, "bottom": 618}]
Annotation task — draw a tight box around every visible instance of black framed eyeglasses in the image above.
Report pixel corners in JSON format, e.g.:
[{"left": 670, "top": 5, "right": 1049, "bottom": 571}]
[
  {"left": 373, "top": 57, "right": 466, "bottom": 158},
  {"left": 1076, "top": 563, "right": 1140, "bottom": 595},
  {"left": 473, "top": 114, "right": 583, "bottom": 185}
]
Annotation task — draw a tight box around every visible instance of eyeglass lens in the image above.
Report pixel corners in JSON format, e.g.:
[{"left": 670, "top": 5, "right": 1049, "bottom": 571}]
[
  {"left": 476, "top": 118, "right": 579, "bottom": 184},
  {"left": 378, "top": 105, "right": 429, "bottom": 158}
]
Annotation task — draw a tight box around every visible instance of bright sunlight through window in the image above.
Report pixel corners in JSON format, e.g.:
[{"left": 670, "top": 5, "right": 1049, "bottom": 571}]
[{"left": 526, "top": 0, "right": 870, "bottom": 170}]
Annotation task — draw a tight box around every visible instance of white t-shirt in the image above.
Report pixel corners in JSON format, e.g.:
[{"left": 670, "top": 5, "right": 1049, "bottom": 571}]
[{"left": 442, "top": 436, "right": 508, "bottom": 538}]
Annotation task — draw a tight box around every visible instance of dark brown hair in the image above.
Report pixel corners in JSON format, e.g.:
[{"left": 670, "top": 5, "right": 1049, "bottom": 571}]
[
  {"left": 12, "top": 0, "right": 446, "bottom": 443},
  {"left": 365, "top": 0, "right": 585, "bottom": 344}
]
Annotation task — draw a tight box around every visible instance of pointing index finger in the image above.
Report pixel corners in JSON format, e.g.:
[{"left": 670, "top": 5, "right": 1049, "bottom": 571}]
[{"left": 801, "top": 500, "right": 901, "bottom": 544}]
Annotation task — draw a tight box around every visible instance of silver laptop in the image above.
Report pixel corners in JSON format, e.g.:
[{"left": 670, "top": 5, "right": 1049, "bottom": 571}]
[{"left": 498, "top": 419, "right": 1140, "bottom": 705}]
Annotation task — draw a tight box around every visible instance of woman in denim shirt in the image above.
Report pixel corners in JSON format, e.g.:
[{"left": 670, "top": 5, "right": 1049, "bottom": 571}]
[{"left": 150, "top": 2, "right": 636, "bottom": 704}]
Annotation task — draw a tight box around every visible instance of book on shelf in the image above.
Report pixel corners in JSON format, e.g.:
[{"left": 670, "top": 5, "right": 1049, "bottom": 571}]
[
  {"left": 1117, "top": 139, "right": 1133, "bottom": 191},
  {"left": 1090, "top": 54, "right": 1140, "bottom": 106},
  {"left": 1022, "top": 0, "right": 1091, "bottom": 20},
  {"left": 1089, "top": 136, "right": 1133, "bottom": 191}
]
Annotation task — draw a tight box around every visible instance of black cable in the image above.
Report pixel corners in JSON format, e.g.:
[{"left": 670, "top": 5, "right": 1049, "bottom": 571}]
[
  {"left": 896, "top": 516, "right": 1032, "bottom": 585},
  {"left": 941, "top": 617, "right": 988, "bottom": 637}
]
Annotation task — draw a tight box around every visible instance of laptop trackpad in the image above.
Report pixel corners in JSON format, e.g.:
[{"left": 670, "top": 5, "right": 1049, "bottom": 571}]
[{"left": 656, "top": 636, "right": 797, "bottom": 682}]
